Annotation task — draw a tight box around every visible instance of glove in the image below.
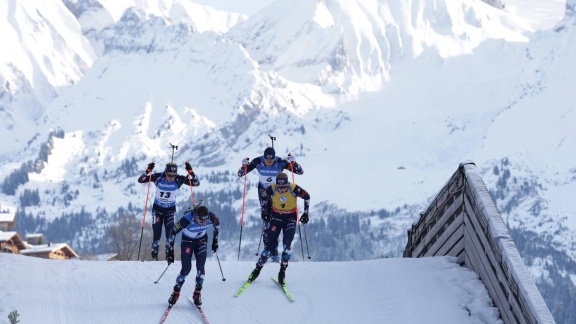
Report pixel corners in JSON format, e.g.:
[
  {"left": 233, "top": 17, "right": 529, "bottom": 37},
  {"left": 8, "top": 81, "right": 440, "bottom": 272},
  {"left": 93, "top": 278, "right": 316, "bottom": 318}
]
[
  {"left": 185, "top": 162, "right": 194, "bottom": 176},
  {"left": 300, "top": 212, "right": 309, "bottom": 224},
  {"left": 287, "top": 153, "right": 295, "bottom": 163},
  {"left": 165, "top": 237, "right": 175, "bottom": 264},
  {"left": 261, "top": 211, "right": 269, "bottom": 222},
  {"left": 146, "top": 162, "right": 155, "bottom": 173},
  {"left": 211, "top": 239, "right": 218, "bottom": 253},
  {"left": 166, "top": 249, "right": 174, "bottom": 264},
  {"left": 241, "top": 157, "right": 249, "bottom": 166}
]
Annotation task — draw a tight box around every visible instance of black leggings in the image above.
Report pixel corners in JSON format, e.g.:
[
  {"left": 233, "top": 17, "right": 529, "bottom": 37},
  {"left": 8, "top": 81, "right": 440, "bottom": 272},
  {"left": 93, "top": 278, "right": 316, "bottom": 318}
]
[
  {"left": 174, "top": 239, "right": 208, "bottom": 291},
  {"left": 151, "top": 205, "right": 175, "bottom": 241}
]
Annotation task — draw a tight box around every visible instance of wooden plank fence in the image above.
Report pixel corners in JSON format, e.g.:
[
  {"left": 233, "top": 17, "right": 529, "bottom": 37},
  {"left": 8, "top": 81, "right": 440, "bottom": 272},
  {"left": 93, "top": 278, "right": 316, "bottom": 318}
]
[{"left": 403, "top": 162, "right": 554, "bottom": 324}]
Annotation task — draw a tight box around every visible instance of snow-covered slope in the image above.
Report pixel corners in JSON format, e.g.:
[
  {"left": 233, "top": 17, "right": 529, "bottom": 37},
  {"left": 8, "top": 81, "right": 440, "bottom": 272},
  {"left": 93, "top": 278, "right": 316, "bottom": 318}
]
[
  {"left": 0, "top": 253, "right": 501, "bottom": 323},
  {"left": 0, "top": 0, "right": 574, "bottom": 321}
]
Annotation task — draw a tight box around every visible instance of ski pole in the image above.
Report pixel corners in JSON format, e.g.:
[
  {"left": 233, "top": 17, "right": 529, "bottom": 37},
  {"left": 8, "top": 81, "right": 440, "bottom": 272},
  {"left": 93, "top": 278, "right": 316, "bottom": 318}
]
[
  {"left": 255, "top": 224, "right": 263, "bottom": 256},
  {"left": 238, "top": 164, "right": 248, "bottom": 261},
  {"left": 216, "top": 251, "right": 226, "bottom": 281},
  {"left": 303, "top": 224, "right": 311, "bottom": 259},
  {"left": 288, "top": 164, "right": 305, "bottom": 261},
  {"left": 297, "top": 224, "right": 305, "bottom": 261},
  {"left": 154, "top": 264, "right": 171, "bottom": 284},
  {"left": 138, "top": 171, "right": 153, "bottom": 261}
]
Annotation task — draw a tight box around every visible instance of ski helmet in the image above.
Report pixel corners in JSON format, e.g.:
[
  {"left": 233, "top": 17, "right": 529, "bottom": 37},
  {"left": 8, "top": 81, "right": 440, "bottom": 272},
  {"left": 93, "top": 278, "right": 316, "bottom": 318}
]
[
  {"left": 196, "top": 206, "right": 209, "bottom": 222},
  {"left": 165, "top": 162, "right": 177, "bottom": 173},
  {"left": 264, "top": 147, "right": 275, "bottom": 160},
  {"left": 276, "top": 172, "right": 289, "bottom": 186}
]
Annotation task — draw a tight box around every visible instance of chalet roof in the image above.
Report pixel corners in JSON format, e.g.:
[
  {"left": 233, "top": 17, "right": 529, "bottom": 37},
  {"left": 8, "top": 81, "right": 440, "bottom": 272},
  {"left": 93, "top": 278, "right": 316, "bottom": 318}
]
[
  {"left": 26, "top": 233, "right": 44, "bottom": 239},
  {"left": 0, "top": 212, "right": 16, "bottom": 222},
  {"left": 0, "top": 231, "right": 27, "bottom": 250},
  {"left": 20, "top": 243, "right": 80, "bottom": 258}
]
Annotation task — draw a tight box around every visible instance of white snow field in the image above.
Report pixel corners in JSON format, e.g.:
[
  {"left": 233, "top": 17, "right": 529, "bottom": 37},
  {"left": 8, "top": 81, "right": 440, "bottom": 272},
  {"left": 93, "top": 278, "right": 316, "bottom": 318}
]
[{"left": 0, "top": 253, "right": 501, "bottom": 323}]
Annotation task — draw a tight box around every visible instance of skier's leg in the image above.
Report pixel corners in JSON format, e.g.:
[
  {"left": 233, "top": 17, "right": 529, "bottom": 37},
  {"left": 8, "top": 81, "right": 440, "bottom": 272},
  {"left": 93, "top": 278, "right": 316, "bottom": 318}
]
[
  {"left": 151, "top": 208, "right": 163, "bottom": 260},
  {"left": 278, "top": 219, "right": 296, "bottom": 285},
  {"left": 192, "top": 242, "right": 207, "bottom": 306},
  {"left": 193, "top": 241, "right": 207, "bottom": 290},
  {"left": 169, "top": 241, "right": 192, "bottom": 305},
  {"left": 261, "top": 217, "right": 281, "bottom": 266},
  {"left": 280, "top": 219, "right": 296, "bottom": 264},
  {"left": 164, "top": 208, "right": 175, "bottom": 239},
  {"left": 174, "top": 241, "right": 193, "bottom": 290},
  {"left": 258, "top": 187, "right": 270, "bottom": 247}
]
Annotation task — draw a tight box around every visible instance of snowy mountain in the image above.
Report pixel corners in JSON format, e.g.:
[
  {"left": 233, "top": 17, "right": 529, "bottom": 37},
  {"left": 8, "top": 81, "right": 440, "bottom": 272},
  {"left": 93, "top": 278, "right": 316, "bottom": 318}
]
[
  {"left": 1, "top": 0, "right": 575, "bottom": 322},
  {"left": 0, "top": 253, "right": 501, "bottom": 323}
]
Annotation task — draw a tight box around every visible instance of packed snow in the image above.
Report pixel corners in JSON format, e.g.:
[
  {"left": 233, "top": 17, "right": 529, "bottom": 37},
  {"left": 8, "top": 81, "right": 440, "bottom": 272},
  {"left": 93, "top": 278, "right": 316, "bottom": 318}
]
[{"left": 0, "top": 253, "right": 501, "bottom": 323}]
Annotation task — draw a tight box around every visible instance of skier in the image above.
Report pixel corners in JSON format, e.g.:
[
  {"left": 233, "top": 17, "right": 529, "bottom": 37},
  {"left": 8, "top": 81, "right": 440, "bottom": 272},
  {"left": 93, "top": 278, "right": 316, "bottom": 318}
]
[
  {"left": 166, "top": 205, "right": 220, "bottom": 307},
  {"left": 245, "top": 172, "right": 310, "bottom": 286},
  {"left": 137, "top": 161, "right": 199, "bottom": 260},
  {"left": 237, "top": 147, "right": 303, "bottom": 262}
]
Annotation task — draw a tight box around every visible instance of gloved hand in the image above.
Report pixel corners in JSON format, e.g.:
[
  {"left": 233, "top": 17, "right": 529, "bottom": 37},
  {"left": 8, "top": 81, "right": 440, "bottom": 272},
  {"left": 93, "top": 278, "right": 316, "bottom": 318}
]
[
  {"left": 212, "top": 238, "right": 218, "bottom": 253},
  {"left": 185, "top": 162, "right": 194, "bottom": 177},
  {"left": 287, "top": 153, "right": 295, "bottom": 163},
  {"left": 146, "top": 162, "right": 155, "bottom": 173},
  {"left": 300, "top": 212, "right": 309, "bottom": 224},
  {"left": 165, "top": 236, "right": 175, "bottom": 264},
  {"left": 242, "top": 157, "right": 249, "bottom": 166},
  {"left": 261, "top": 211, "right": 270, "bottom": 222},
  {"left": 166, "top": 249, "right": 174, "bottom": 264}
]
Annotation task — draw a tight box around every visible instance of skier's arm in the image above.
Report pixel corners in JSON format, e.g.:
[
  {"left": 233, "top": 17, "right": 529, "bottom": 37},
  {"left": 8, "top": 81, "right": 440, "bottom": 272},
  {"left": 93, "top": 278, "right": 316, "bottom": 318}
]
[
  {"left": 138, "top": 172, "right": 159, "bottom": 183},
  {"left": 177, "top": 174, "right": 200, "bottom": 187},
  {"left": 281, "top": 160, "right": 303, "bottom": 175},
  {"left": 238, "top": 157, "right": 260, "bottom": 176},
  {"left": 138, "top": 162, "right": 157, "bottom": 183},
  {"left": 169, "top": 212, "right": 193, "bottom": 238},
  {"left": 182, "top": 162, "right": 200, "bottom": 186},
  {"left": 294, "top": 185, "right": 310, "bottom": 213},
  {"left": 209, "top": 212, "right": 220, "bottom": 239}
]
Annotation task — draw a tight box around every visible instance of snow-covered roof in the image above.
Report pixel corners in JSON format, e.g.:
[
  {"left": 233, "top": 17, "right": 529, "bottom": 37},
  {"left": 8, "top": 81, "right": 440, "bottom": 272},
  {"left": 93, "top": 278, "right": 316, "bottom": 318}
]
[
  {"left": 0, "top": 231, "right": 17, "bottom": 241},
  {"left": 0, "top": 212, "right": 15, "bottom": 222},
  {"left": 21, "top": 243, "right": 80, "bottom": 258},
  {"left": 26, "top": 233, "right": 44, "bottom": 239}
]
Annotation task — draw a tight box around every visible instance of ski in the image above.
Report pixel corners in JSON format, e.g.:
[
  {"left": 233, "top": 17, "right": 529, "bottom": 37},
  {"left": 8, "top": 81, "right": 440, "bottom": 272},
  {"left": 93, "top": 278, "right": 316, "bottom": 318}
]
[
  {"left": 187, "top": 296, "right": 209, "bottom": 324},
  {"left": 271, "top": 276, "right": 295, "bottom": 302},
  {"left": 234, "top": 281, "right": 252, "bottom": 297},
  {"left": 160, "top": 305, "right": 172, "bottom": 323}
]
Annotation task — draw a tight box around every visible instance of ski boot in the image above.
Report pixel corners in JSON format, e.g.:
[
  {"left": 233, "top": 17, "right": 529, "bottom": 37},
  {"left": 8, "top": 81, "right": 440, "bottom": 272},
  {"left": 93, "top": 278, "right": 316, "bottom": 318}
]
[
  {"left": 248, "top": 265, "right": 263, "bottom": 282},
  {"left": 151, "top": 251, "right": 158, "bottom": 261},
  {"left": 192, "top": 289, "right": 202, "bottom": 306},
  {"left": 278, "top": 264, "right": 287, "bottom": 286},
  {"left": 168, "top": 288, "right": 180, "bottom": 306}
]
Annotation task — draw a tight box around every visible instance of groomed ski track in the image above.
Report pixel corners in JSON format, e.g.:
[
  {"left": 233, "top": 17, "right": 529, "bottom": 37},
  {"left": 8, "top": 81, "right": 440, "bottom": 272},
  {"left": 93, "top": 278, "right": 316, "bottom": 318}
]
[{"left": 0, "top": 254, "right": 500, "bottom": 323}]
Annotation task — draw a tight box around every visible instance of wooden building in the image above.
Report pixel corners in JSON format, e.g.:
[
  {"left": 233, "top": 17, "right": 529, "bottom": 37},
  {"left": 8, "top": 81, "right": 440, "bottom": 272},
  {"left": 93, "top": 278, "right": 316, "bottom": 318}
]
[
  {"left": 0, "top": 231, "right": 27, "bottom": 254},
  {"left": 20, "top": 242, "right": 79, "bottom": 260},
  {"left": 0, "top": 211, "right": 16, "bottom": 231}
]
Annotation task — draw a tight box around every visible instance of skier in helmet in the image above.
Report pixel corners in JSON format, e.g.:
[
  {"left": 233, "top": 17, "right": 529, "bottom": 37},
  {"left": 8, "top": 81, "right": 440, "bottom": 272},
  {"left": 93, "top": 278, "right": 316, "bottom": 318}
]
[
  {"left": 245, "top": 172, "right": 310, "bottom": 286},
  {"left": 165, "top": 205, "right": 220, "bottom": 307},
  {"left": 138, "top": 161, "right": 199, "bottom": 260},
  {"left": 237, "top": 147, "right": 304, "bottom": 262}
]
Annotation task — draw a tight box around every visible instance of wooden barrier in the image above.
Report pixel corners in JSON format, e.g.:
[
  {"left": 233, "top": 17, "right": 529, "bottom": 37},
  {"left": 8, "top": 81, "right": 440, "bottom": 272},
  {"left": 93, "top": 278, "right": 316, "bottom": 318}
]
[{"left": 403, "top": 162, "right": 554, "bottom": 324}]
